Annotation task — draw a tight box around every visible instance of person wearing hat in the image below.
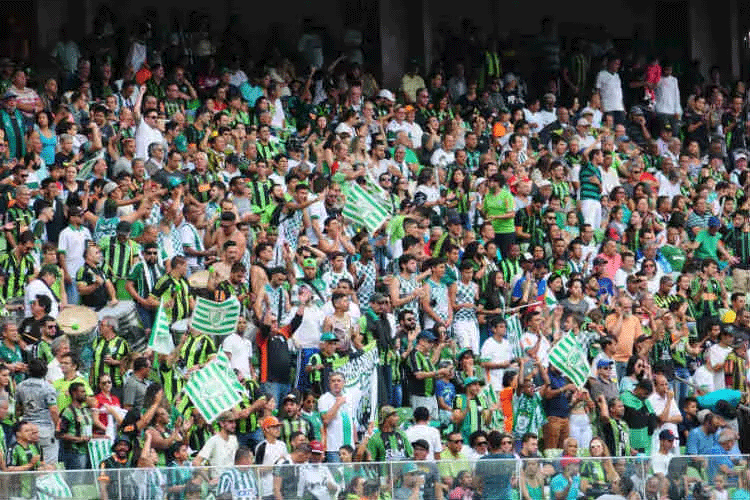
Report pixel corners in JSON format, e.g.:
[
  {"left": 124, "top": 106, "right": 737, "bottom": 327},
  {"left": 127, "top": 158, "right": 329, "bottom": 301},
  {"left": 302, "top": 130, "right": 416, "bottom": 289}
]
[
  {"left": 0, "top": 89, "right": 25, "bottom": 160},
  {"left": 550, "top": 456, "right": 582, "bottom": 500},
  {"left": 452, "top": 375, "right": 489, "bottom": 443},
  {"left": 651, "top": 429, "right": 678, "bottom": 475},
  {"left": 279, "top": 393, "right": 314, "bottom": 452},
  {"left": 689, "top": 258, "right": 726, "bottom": 338},
  {"left": 125, "top": 241, "right": 165, "bottom": 331},
  {"left": 588, "top": 359, "right": 618, "bottom": 403},
  {"left": 366, "top": 405, "right": 412, "bottom": 462},
  {"left": 405, "top": 329, "right": 450, "bottom": 420},
  {"left": 98, "top": 220, "right": 140, "bottom": 300},
  {"left": 254, "top": 415, "right": 288, "bottom": 497},
  {"left": 98, "top": 434, "right": 134, "bottom": 500}
]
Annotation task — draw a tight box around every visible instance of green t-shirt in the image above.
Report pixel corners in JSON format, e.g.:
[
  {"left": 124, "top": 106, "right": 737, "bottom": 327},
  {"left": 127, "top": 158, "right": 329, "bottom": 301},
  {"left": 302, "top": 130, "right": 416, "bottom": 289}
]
[
  {"left": 366, "top": 429, "right": 413, "bottom": 462},
  {"left": 694, "top": 230, "right": 721, "bottom": 261},
  {"left": 59, "top": 405, "right": 94, "bottom": 454},
  {"left": 53, "top": 376, "right": 94, "bottom": 411},
  {"left": 660, "top": 244, "right": 686, "bottom": 272},
  {"left": 484, "top": 188, "right": 515, "bottom": 234}
]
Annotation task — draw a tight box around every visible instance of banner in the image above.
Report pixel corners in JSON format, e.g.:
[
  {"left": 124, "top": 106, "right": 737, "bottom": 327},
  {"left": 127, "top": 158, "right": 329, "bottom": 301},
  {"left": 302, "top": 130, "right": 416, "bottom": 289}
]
[
  {"left": 191, "top": 297, "right": 241, "bottom": 336},
  {"left": 505, "top": 314, "right": 525, "bottom": 360},
  {"left": 148, "top": 299, "right": 175, "bottom": 354},
  {"left": 548, "top": 331, "right": 590, "bottom": 388},
  {"left": 35, "top": 472, "right": 72, "bottom": 500},
  {"left": 89, "top": 438, "right": 113, "bottom": 471},
  {"left": 332, "top": 346, "right": 379, "bottom": 432},
  {"left": 342, "top": 182, "right": 392, "bottom": 234},
  {"left": 184, "top": 359, "right": 243, "bottom": 423},
  {"left": 214, "top": 350, "right": 246, "bottom": 396}
]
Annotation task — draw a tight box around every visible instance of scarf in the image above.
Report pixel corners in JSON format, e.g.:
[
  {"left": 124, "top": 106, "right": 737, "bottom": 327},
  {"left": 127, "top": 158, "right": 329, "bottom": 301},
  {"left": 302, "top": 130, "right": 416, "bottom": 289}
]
[{"left": 1, "top": 109, "right": 24, "bottom": 159}]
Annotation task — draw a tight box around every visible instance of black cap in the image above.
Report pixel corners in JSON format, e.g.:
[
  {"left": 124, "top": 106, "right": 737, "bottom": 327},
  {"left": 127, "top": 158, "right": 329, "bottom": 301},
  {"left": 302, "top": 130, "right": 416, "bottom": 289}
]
[{"left": 412, "top": 439, "right": 430, "bottom": 451}]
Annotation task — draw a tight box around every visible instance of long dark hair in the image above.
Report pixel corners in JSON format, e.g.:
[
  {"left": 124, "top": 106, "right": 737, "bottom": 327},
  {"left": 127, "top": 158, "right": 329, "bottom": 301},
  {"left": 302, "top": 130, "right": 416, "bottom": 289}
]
[{"left": 481, "top": 270, "right": 505, "bottom": 310}]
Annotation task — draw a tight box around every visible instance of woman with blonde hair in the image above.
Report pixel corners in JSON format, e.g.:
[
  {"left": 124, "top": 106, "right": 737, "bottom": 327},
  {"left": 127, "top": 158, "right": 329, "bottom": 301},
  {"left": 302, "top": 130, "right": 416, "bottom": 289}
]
[{"left": 580, "top": 436, "right": 619, "bottom": 497}]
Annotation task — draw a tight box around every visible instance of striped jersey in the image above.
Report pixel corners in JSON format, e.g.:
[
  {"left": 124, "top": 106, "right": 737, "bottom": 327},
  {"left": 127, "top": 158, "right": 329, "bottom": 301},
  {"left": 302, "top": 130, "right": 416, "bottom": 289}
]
[
  {"left": 92, "top": 335, "right": 132, "bottom": 387},
  {"left": 100, "top": 236, "right": 140, "bottom": 280},
  {"left": 0, "top": 250, "right": 35, "bottom": 299},
  {"left": 217, "top": 467, "right": 258, "bottom": 500},
  {"left": 150, "top": 274, "right": 192, "bottom": 322},
  {"left": 578, "top": 162, "right": 602, "bottom": 200}
]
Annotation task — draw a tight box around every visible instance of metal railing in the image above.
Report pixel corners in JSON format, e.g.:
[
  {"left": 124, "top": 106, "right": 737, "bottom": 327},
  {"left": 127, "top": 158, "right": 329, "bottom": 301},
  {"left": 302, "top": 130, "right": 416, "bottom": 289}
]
[{"left": 1, "top": 454, "right": 746, "bottom": 499}]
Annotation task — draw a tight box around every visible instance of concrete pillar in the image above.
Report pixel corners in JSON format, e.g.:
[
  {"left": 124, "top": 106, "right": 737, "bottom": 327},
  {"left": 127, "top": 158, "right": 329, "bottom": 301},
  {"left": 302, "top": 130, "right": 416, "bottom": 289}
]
[{"left": 378, "top": 0, "right": 408, "bottom": 90}]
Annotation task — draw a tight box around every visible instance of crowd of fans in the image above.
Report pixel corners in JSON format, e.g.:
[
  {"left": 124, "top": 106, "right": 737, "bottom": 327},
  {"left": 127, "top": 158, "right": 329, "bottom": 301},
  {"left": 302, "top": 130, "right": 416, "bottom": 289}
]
[{"left": 1, "top": 12, "right": 750, "bottom": 500}]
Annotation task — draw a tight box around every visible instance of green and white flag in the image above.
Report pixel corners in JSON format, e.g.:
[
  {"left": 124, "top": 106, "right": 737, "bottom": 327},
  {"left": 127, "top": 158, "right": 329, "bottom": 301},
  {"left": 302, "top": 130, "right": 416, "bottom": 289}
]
[
  {"left": 148, "top": 299, "right": 175, "bottom": 354},
  {"left": 184, "top": 359, "right": 242, "bottom": 423},
  {"left": 35, "top": 472, "right": 72, "bottom": 500},
  {"left": 342, "top": 182, "right": 393, "bottom": 233},
  {"left": 505, "top": 314, "right": 525, "bottom": 360},
  {"left": 190, "top": 297, "right": 241, "bottom": 336},
  {"left": 548, "top": 331, "right": 590, "bottom": 388},
  {"left": 215, "top": 350, "right": 246, "bottom": 396},
  {"left": 88, "top": 438, "right": 113, "bottom": 471}
]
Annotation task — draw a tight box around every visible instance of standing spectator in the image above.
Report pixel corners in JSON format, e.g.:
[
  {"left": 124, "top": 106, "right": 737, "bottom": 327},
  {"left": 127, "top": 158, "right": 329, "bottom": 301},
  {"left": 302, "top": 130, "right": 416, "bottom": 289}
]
[
  {"left": 216, "top": 446, "right": 259, "bottom": 500},
  {"left": 57, "top": 381, "right": 105, "bottom": 474},
  {"left": 193, "top": 413, "right": 239, "bottom": 480},
  {"left": 595, "top": 56, "right": 625, "bottom": 125},
  {"left": 405, "top": 406, "right": 443, "bottom": 461},
  {"left": 318, "top": 371, "right": 358, "bottom": 463},
  {"left": 405, "top": 330, "right": 449, "bottom": 420},
  {"left": 122, "top": 356, "right": 150, "bottom": 411},
  {"left": 255, "top": 415, "right": 289, "bottom": 499},
  {"left": 58, "top": 206, "right": 91, "bottom": 306},
  {"left": 540, "top": 365, "right": 576, "bottom": 450},
  {"left": 15, "top": 358, "right": 59, "bottom": 464},
  {"left": 91, "top": 316, "right": 131, "bottom": 401},
  {"left": 366, "top": 406, "right": 412, "bottom": 462}
]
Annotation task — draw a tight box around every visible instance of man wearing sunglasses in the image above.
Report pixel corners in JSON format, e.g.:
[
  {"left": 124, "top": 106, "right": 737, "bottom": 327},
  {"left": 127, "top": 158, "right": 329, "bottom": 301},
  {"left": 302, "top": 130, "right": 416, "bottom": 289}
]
[{"left": 126, "top": 242, "right": 165, "bottom": 331}]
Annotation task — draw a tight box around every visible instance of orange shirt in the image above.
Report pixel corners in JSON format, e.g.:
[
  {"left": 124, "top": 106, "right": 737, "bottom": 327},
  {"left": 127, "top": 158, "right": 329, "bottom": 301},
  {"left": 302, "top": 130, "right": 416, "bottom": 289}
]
[
  {"left": 605, "top": 313, "right": 643, "bottom": 363},
  {"left": 500, "top": 387, "right": 514, "bottom": 433}
]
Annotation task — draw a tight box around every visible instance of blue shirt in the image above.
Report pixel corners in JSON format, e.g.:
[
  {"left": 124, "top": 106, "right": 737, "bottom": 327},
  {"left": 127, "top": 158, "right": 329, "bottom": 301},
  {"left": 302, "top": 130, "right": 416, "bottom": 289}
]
[
  {"left": 512, "top": 276, "right": 547, "bottom": 301},
  {"left": 550, "top": 473, "right": 580, "bottom": 500},
  {"left": 707, "top": 444, "right": 737, "bottom": 481},
  {"left": 543, "top": 371, "right": 571, "bottom": 418},
  {"left": 686, "top": 426, "right": 717, "bottom": 455},
  {"left": 436, "top": 380, "right": 456, "bottom": 409}
]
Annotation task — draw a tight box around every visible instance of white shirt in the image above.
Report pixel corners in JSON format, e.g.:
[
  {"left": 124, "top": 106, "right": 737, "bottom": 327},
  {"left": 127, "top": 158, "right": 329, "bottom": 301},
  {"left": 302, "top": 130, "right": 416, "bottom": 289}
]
[
  {"left": 537, "top": 109, "right": 557, "bottom": 129},
  {"left": 655, "top": 75, "right": 682, "bottom": 117},
  {"left": 198, "top": 433, "right": 239, "bottom": 479},
  {"left": 613, "top": 267, "right": 634, "bottom": 290},
  {"left": 255, "top": 439, "right": 289, "bottom": 496},
  {"left": 291, "top": 305, "right": 326, "bottom": 349},
  {"left": 430, "top": 148, "right": 455, "bottom": 170},
  {"left": 650, "top": 449, "right": 675, "bottom": 476},
  {"left": 480, "top": 336, "right": 513, "bottom": 392},
  {"left": 46, "top": 358, "right": 62, "bottom": 384},
  {"left": 405, "top": 423, "right": 443, "bottom": 461},
  {"left": 647, "top": 391, "right": 681, "bottom": 453},
  {"left": 523, "top": 109, "right": 543, "bottom": 132},
  {"left": 596, "top": 70, "right": 625, "bottom": 112},
  {"left": 221, "top": 333, "right": 253, "bottom": 379},
  {"left": 708, "top": 344, "right": 732, "bottom": 390},
  {"left": 318, "top": 389, "right": 359, "bottom": 452},
  {"left": 521, "top": 331, "right": 550, "bottom": 367},
  {"left": 24, "top": 279, "right": 60, "bottom": 318},
  {"left": 135, "top": 116, "right": 164, "bottom": 161},
  {"left": 405, "top": 122, "right": 423, "bottom": 150},
  {"left": 58, "top": 225, "right": 92, "bottom": 280}
]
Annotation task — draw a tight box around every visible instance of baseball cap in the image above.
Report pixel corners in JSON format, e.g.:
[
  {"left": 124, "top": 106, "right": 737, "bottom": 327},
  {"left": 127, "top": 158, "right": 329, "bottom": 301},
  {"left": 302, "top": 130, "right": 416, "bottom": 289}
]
[
  {"left": 735, "top": 150, "right": 748, "bottom": 161},
  {"left": 69, "top": 206, "right": 84, "bottom": 217},
  {"left": 577, "top": 118, "right": 590, "bottom": 127},
  {"left": 659, "top": 429, "right": 676, "bottom": 441},
  {"left": 463, "top": 376, "right": 481, "bottom": 386},
  {"left": 302, "top": 258, "right": 317, "bottom": 268},
  {"left": 377, "top": 89, "right": 395, "bottom": 102},
  {"left": 446, "top": 214, "right": 462, "bottom": 226},
  {"left": 593, "top": 257, "right": 608, "bottom": 265},
  {"left": 708, "top": 216, "right": 721, "bottom": 227},
  {"left": 103, "top": 181, "right": 119, "bottom": 195},
  {"left": 412, "top": 439, "right": 430, "bottom": 451},
  {"left": 379, "top": 405, "right": 398, "bottom": 423},
  {"left": 116, "top": 221, "right": 132, "bottom": 234},
  {"left": 417, "top": 330, "right": 437, "bottom": 342},
  {"left": 597, "top": 359, "right": 614, "bottom": 369},
  {"left": 320, "top": 332, "right": 338, "bottom": 342},
  {"left": 261, "top": 416, "right": 281, "bottom": 429},
  {"left": 309, "top": 440, "right": 324, "bottom": 454},
  {"left": 282, "top": 393, "right": 298, "bottom": 404},
  {"left": 630, "top": 106, "right": 644, "bottom": 116},
  {"left": 560, "top": 457, "right": 581, "bottom": 468}
]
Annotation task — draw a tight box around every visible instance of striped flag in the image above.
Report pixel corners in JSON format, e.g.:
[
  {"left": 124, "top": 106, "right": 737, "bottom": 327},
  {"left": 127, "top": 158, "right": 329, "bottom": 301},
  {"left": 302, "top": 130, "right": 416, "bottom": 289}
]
[
  {"left": 35, "top": 472, "right": 72, "bottom": 499},
  {"left": 342, "top": 182, "right": 393, "bottom": 233},
  {"left": 184, "top": 359, "right": 243, "bottom": 423},
  {"left": 505, "top": 314, "right": 525, "bottom": 360},
  {"left": 148, "top": 299, "right": 175, "bottom": 354},
  {"left": 88, "top": 438, "right": 113, "bottom": 471},
  {"left": 190, "top": 297, "right": 241, "bottom": 336},
  {"left": 548, "top": 331, "right": 590, "bottom": 388},
  {"left": 478, "top": 383, "right": 504, "bottom": 430},
  {"left": 214, "top": 350, "right": 246, "bottom": 396}
]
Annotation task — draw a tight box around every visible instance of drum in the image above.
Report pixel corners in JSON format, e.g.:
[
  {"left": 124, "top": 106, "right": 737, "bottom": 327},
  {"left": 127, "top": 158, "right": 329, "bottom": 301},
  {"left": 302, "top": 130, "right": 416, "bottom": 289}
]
[
  {"left": 188, "top": 270, "right": 211, "bottom": 299},
  {"left": 171, "top": 318, "right": 189, "bottom": 345},
  {"left": 57, "top": 305, "right": 98, "bottom": 360},
  {"left": 99, "top": 301, "right": 147, "bottom": 352}
]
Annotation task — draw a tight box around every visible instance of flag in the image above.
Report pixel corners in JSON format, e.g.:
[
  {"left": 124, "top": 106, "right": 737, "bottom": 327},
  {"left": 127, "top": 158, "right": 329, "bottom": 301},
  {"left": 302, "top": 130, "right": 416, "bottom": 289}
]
[
  {"left": 190, "top": 297, "right": 241, "bottom": 336},
  {"left": 214, "top": 350, "right": 245, "bottom": 396},
  {"left": 75, "top": 153, "right": 103, "bottom": 181},
  {"left": 35, "top": 472, "right": 72, "bottom": 500},
  {"left": 505, "top": 314, "right": 524, "bottom": 360},
  {"left": 548, "top": 331, "right": 590, "bottom": 388},
  {"left": 88, "top": 438, "right": 113, "bottom": 471},
  {"left": 184, "top": 359, "right": 243, "bottom": 423},
  {"left": 342, "top": 182, "right": 393, "bottom": 233},
  {"left": 478, "top": 383, "right": 504, "bottom": 430},
  {"left": 148, "top": 299, "right": 175, "bottom": 354}
]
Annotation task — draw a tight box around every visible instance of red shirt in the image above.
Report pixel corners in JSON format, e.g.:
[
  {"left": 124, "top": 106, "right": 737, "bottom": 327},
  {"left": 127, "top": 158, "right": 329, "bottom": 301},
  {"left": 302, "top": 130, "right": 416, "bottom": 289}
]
[{"left": 94, "top": 392, "right": 121, "bottom": 431}]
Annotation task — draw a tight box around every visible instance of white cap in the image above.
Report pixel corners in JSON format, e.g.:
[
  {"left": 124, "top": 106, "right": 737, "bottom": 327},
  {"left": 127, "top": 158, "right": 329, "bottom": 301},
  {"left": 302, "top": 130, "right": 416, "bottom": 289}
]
[{"left": 378, "top": 89, "right": 395, "bottom": 102}]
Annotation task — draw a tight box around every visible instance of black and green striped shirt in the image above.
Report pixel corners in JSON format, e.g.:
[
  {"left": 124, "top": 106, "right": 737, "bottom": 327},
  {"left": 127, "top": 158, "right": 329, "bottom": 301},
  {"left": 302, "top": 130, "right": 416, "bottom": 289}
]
[
  {"left": 150, "top": 274, "right": 192, "bottom": 322},
  {"left": 237, "top": 379, "right": 261, "bottom": 434},
  {"left": 0, "top": 251, "right": 35, "bottom": 300},
  {"left": 578, "top": 162, "right": 602, "bottom": 200},
  {"left": 280, "top": 417, "right": 313, "bottom": 451},
  {"left": 179, "top": 333, "right": 216, "bottom": 371},
  {"left": 187, "top": 171, "right": 216, "bottom": 204},
  {"left": 128, "top": 261, "right": 165, "bottom": 299},
  {"left": 406, "top": 350, "right": 436, "bottom": 397},
  {"left": 6, "top": 205, "right": 33, "bottom": 241},
  {"left": 100, "top": 236, "right": 140, "bottom": 280},
  {"left": 92, "top": 335, "right": 132, "bottom": 387}
]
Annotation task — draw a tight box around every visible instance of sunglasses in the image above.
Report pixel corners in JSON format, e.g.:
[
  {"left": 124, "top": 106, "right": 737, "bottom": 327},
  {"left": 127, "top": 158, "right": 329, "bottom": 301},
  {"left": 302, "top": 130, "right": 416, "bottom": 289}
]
[{"left": 449, "top": 439, "right": 464, "bottom": 443}]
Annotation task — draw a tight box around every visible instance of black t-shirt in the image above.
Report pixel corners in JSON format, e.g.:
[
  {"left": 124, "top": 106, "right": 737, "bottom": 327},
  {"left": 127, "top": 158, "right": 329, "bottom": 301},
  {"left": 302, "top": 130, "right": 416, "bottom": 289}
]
[
  {"left": 18, "top": 316, "right": 42, "bottom": 345},
  {"left": 77, "top": 263, "right": 109, "bottom": 310},
  {"left": 267, "top": 333, "right": 292, "bottom": 384}
]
